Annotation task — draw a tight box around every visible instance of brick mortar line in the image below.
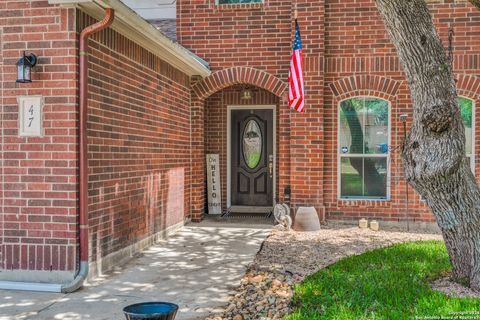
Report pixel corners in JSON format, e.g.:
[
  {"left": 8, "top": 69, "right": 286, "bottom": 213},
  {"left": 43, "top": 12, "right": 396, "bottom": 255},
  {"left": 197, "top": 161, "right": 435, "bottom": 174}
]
[
  {"left": 87, "top": 71, "right": 190, "bottom": 110},
  {"left": 87, "top": 52, "right": 190, "bottom": 92},
  {"left": 86, "top": 113, "right": 191, "bottom": 137},
  {"left": 88, "top": 39, "right": 190, "bottom": 89}
]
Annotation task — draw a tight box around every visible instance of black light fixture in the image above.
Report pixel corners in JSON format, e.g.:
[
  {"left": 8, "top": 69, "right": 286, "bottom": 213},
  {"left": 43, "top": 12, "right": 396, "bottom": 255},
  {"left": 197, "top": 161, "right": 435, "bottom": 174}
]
[{"left": 16, "top": 51, "right": 37, "bottom": 83}]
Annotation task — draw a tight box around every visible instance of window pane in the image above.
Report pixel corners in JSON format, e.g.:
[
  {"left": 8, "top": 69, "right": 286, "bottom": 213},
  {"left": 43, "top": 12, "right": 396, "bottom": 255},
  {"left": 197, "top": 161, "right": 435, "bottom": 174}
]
[
  {"left": 363, "top": 157, "right": 387, "bottom": 198},
  {"left": 459, "top": 97, "right": 473, "bottom": 155},
  {"left": 341, "top": 157, "right": 387, "bottom": 198},
  {"left": 218, "top": 0, "right": 261, "bottom": 3},
  {"left": 364, "top": 98, "right": 389, "bottom": 154},
  {"left": 339, "top": 98, "right": 364, "bottom": 154},
  {"left": 466, "top": 155, "right": 475, "bottom": 174},
  {"left": 243, "top": 119, "right": 262, "bottom": 169},
  {"left": 340, "top": 157, "right": 363, "bottom": 197}
]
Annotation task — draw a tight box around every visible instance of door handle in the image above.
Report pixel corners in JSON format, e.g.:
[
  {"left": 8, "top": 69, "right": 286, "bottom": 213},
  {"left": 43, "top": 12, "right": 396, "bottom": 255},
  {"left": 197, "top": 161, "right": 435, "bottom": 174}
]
[{"left": 268, "top": 155, "right": 273, "bottom": 178}]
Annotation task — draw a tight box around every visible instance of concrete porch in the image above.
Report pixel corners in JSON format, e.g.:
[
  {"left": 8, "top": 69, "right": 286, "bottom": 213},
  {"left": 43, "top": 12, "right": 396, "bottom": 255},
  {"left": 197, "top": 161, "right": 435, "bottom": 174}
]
[{"left": 0, "top": 221, "right": 271, "bottom": 320}]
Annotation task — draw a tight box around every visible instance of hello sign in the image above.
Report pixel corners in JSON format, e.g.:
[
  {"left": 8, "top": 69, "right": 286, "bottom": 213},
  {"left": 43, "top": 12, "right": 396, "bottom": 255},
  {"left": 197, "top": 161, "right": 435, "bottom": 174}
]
[{"left": 206, "top": 154, "right": 222, "bottom": 215}]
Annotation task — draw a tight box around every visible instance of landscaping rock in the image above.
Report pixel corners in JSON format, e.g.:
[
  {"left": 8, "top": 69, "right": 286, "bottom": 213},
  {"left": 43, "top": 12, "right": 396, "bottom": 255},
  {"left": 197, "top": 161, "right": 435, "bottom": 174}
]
[{"left": 206, "top": 222, "right": 442, "bottom": 320}]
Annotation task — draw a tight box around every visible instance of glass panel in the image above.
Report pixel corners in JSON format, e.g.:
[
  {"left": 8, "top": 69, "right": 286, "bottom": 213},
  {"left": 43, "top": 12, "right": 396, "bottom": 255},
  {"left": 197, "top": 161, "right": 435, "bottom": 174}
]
[
  {"left": 341, "top": 157, "right": 387, "bottom": 198},
  {"left": 218, "top": 0, "right": 261, "bottom": 4},
  {"left": 339, "top": 97, "right": 389, "bottom": 199},
  {"left": 339, "top": 98, "right": 364, "bottom": 154},
  {"left": 243, "top": 119, "right": 262, "bottom": 169},
  {"left": 17, "top": 65, "right": 24, "bottom": 81},
  {"left": 340, "top": 158, "right": 363, "bottom": 197},
  {"left": 459, "top": 97, "right": 473, "bottom": 155},
  {"left": 364, "top": 98, "right": 389, "bottom": 154},
  {"left": 24, "top": 66, "right": 30, "bottom": 81},
  {"left": 466, "top": 155, "right": 475, "bottom": 175},
  {"left": 363, "top": 157, "right": 387, "bottom": 198}
]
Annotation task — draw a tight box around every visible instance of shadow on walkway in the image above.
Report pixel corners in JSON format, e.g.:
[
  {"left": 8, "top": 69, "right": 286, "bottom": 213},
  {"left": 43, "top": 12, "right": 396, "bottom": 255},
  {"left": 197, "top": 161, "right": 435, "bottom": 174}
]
[{"left": 0, "top": 221, "right": 271, "bottom": 320}]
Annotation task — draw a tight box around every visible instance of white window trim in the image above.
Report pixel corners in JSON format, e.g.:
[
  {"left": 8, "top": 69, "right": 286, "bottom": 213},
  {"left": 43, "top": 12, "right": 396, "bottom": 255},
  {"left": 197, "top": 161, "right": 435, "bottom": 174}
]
[
  {"left": 337, "top": 96, "right": 392, "bottom": 201},
  {"left": 459, "top": 96, "right": 475, "bottom": 175}
]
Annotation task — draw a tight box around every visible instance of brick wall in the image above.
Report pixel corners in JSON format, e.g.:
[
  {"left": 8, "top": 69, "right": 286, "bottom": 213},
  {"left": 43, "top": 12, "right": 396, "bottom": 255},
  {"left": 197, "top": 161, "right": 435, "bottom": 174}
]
[
  {"left": 0, "top": 0, "right": 78, "bottom": 272},
  {"left": 0, "top": 1, "right": 194, "bottom": 275},
  {"left": 177, "top": 0, "right": 292, "bottom": 75},
  {"left": 179, "top": 0, "right": 480, "bottom": 222},
  {"left": 323, "top": 0, "right": 480, "bottom": 222},
  {"left": 182, "top": 0, "right": 327, "bottom": 217},
  {"left": 78, "top": 13, "right": 191, "bottom": 262}
]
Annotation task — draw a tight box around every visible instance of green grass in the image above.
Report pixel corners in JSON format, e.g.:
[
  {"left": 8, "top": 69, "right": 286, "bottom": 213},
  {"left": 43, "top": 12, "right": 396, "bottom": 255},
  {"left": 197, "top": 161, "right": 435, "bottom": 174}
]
[{"left": 286, "top": 241, "right": 480, "bottom": 320}]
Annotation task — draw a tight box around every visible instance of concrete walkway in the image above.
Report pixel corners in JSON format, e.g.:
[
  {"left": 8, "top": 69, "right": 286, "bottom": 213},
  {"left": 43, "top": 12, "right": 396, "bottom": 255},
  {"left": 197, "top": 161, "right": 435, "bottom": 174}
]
[{"left": 0, "top": 221, "right": 271, "bottom": 320}]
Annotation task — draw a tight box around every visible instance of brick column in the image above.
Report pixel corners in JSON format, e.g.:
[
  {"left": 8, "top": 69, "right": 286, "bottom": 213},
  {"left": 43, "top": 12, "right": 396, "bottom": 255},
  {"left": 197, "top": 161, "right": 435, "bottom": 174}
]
[
  {"left": 190, "top": 96, "right": 206, "bottom": 221},
  {"left": 289, "top": 1, "right": 326, "bottom": 220},
  {"left": 278, "top": 93, "right": 291, "bottom": 204}
]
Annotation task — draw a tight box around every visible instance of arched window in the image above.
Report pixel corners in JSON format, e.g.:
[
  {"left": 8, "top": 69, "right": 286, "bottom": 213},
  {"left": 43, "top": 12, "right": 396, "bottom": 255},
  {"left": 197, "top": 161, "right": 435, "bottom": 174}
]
[
  {"left": 338, "top": 97, "right": 390, "bottom": 199},
  {"left": 459, "top": 96, "right": 475, "bottom": 174}
]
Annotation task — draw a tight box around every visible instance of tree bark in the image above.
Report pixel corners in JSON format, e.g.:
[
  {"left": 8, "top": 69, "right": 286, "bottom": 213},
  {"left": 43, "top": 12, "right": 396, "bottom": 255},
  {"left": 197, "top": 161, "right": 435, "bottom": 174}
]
[
  {"left": 469, "top": 0, "right": 480, "bottom": 11},
  {"left": 375, "top": 0, "right": 480, "bottom": 289}
]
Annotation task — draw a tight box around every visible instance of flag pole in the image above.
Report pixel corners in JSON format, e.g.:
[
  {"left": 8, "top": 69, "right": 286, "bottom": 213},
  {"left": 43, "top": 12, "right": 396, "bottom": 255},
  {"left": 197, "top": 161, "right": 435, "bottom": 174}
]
[{"left": 294, "top": 3, "right": 298, "bottom": 19}]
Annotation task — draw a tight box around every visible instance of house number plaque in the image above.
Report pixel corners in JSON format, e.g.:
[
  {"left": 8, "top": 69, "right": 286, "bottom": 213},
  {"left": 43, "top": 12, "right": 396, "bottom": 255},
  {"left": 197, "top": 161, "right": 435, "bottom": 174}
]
[
  {"left": 206, "top": 154, "right": 222, "bottom": 215},
  {"left": 18, "top": 96, "right": 43, "bottom": 137}
]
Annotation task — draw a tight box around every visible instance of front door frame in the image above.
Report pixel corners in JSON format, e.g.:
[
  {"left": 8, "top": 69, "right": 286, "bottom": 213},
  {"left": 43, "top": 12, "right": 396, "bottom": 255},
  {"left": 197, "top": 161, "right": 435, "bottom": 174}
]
[{"left": 227, "top": 105, "right": 276, "bottom": 209}]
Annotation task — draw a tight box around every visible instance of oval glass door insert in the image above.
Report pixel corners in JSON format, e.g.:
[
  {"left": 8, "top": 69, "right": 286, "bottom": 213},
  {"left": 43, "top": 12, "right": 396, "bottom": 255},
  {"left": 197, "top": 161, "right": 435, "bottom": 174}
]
[{"left": 243, "top": 119, "right": 262, "bottom": 169}]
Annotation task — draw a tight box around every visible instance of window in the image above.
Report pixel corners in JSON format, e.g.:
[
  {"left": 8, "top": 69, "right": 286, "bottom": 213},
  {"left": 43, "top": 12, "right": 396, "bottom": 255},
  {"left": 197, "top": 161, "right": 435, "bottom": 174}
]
[
  {"left": 459, "top": 96, "right": 475, "bottom": 173},
  {"left": 338, "top": 97, "right": 390, "bottom": 199},
  {"left": 217, "top": 0, "right": 261, "bottom": 4}
]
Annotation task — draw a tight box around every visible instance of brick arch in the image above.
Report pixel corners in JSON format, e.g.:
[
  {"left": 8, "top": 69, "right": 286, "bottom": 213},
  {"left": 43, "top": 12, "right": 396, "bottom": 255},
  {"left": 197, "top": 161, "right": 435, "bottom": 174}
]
[
  {"left": 329, "top": 75, "right": 401, "bottom": 101},
  {"left": 192, "top": 67, "right": 288, "bottom": 100},
  {"left": 456, "top": 74, "right": 480, "bottom": 100}
]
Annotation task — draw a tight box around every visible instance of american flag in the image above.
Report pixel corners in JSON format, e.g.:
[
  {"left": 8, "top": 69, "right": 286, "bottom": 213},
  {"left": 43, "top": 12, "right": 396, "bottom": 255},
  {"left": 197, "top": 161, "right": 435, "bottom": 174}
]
[{"left": 288, "top": 19, "right": 305, "bottom": 113}]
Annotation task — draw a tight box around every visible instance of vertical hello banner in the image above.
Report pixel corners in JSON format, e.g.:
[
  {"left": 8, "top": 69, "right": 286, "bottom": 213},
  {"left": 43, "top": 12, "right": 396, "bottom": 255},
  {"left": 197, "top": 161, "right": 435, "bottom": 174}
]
[{"left": 206, "top": 154, "right": 222, "bottom": 215}]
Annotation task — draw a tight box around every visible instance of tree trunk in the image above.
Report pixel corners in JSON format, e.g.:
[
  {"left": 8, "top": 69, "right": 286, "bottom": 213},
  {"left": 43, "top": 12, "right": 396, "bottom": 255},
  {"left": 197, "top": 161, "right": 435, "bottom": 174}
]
[
  {"left": 469, "top": 0, "right": 480, "bottom": 11},
  {"left": 375, "top": 0, "right": 480, "bottom": 289}
]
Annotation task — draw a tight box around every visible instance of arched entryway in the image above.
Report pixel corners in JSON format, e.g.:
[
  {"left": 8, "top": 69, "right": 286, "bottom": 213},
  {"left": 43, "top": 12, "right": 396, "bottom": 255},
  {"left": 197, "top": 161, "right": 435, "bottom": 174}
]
[{"left": 190, "top": 67, "right": 289, "bottom": 221}]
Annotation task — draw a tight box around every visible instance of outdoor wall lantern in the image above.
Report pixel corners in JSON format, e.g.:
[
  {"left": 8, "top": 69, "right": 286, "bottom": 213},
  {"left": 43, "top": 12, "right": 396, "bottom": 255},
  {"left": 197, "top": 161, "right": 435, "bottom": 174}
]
[{"left": 16, "top": 51, "right": 37, "bottom": 83}]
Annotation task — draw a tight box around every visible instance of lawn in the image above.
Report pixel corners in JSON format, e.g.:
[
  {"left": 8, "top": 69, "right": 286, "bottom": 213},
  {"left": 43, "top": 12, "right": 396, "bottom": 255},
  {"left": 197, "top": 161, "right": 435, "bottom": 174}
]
[{"left": 286, "top": 241, "right": 480, "bottom": 320}]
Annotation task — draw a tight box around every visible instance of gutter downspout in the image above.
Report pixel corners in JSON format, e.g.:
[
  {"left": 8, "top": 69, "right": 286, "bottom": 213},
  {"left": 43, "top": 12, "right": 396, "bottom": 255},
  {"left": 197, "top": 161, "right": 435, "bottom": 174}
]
[
  {"left": 62, "top": 7, "right": 115, "bottom": 293},
  {"left": 0, "top": 8, "right": 114, "bottom": 293}
]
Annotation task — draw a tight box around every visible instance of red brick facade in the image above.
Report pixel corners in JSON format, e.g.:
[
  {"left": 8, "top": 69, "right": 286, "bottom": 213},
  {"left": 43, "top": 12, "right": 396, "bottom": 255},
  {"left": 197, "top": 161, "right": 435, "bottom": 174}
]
[
  {"left": 205, "top": 85, "right": 280, "bottom": 214},
  {"left": 2, "top": 0, "right": 480, "bottom": 280},
  {"left": 0, "top": 1, "right": 78, "bottom": 272},
  {"left": 1, "top": 2, "right": 194, "bottom": 276},
  {"left": 179, "top": 0, "right": 480, "bottom": 222},
  {"left": 184, "top": 0, "right": 327, "bottom": 220},
  {"left": 78, "top": 13, "right": 191, "bottom": 265}
]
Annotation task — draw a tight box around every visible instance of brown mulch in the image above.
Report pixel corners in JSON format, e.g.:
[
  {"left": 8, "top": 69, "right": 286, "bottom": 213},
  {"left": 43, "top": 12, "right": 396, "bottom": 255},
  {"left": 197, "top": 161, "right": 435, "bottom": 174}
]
[{"left": 431, "top": 277, "right": 480, "bottom": 298}]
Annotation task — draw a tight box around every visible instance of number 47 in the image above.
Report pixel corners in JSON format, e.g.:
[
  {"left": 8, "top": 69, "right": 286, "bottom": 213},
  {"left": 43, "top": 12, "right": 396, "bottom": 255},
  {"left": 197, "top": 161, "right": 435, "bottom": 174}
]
[{"left": 28, "top": 105, "right": 34, "bottom": 127}]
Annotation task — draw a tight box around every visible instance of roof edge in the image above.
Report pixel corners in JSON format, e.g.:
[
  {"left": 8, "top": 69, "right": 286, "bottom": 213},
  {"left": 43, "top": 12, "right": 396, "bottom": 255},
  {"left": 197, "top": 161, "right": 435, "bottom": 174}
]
[{"left": 48, "top": 0, "right": 211, "bottom": 78}]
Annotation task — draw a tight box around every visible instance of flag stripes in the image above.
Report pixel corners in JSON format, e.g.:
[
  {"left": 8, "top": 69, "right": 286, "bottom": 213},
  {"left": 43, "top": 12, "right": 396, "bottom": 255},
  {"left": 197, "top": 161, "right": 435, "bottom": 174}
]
[{"left": 288, "top": 19, "right": 305, "bottom": 113}]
